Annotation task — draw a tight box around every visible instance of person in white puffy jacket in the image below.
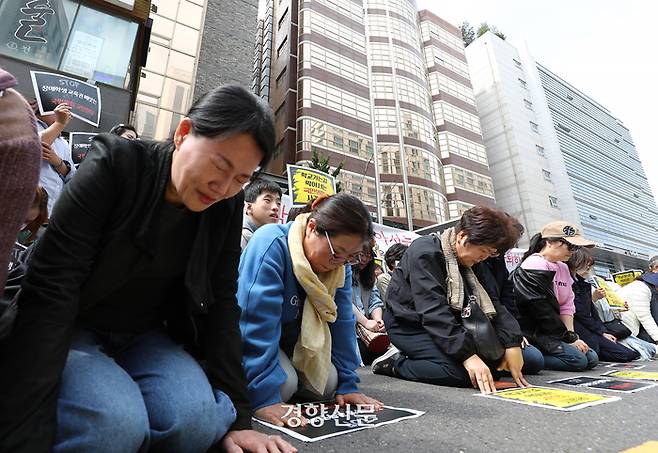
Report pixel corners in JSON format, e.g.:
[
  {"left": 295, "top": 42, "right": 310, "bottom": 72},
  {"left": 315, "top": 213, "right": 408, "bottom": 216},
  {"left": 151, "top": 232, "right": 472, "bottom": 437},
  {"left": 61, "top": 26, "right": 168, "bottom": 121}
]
[{"left": 618, "top": 273, "right": 658, "bottom": 343}]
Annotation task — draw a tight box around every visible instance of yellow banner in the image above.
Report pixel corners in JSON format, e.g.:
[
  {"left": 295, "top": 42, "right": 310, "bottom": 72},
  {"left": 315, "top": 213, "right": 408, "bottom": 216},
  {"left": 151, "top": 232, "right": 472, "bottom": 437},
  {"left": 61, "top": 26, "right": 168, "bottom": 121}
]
[
  {"left": 605, "top": 370, "right": 658, "bottom": 381},
  {"left": 493, "top": 387, "right": 610, "bottom": 409},
  {"left": 594, "top": 276, "right": 627, "bottom": 308},
  {"left": 287, "top": 165, "right": 336, "bottom": 206},
  {"left": 612, "top": 270, "right": 642, "bottom": 287}
]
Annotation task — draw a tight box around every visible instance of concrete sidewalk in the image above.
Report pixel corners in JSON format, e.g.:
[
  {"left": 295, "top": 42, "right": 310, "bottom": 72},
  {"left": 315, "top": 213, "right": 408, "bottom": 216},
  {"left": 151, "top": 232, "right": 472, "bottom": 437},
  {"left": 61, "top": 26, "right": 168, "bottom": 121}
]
[{"left": 255, "top": 361, "right": 658, "bottom": 453}]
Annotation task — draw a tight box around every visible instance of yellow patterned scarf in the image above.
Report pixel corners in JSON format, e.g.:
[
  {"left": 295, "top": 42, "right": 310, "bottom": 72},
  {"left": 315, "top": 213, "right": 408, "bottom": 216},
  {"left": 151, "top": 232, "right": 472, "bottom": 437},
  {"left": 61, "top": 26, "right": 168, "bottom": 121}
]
[{"left": 288, "top": 213, "right": 345, "bottom": 394}]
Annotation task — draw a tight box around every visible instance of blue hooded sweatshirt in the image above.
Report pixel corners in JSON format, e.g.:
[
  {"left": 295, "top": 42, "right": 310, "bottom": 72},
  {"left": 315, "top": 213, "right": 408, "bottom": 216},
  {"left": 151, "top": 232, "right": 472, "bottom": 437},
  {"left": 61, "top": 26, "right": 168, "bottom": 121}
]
[{"left": 237, "top": 222, "right": 360, "bottom": 410}]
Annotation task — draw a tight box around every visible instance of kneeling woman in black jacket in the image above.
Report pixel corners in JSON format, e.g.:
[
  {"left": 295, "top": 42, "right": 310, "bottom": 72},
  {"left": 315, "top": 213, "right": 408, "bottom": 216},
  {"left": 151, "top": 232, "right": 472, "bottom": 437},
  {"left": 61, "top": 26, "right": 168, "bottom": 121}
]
[
  {"left": 373, "top": 207, "right": 529, "bottom": 394},
  {"left": 0, "top": 86, "right": 295, "bottom": 453}
]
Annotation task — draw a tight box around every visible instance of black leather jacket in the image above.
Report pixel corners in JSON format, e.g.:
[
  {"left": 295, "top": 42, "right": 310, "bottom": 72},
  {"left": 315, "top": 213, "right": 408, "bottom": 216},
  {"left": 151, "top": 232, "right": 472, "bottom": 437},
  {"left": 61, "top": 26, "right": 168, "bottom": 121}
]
[
  {"left": 0, "top": 134, "right": 252, "bottom": 452},
  {"left": 511, "top": 266, "right": 578, "bottom": 354}
]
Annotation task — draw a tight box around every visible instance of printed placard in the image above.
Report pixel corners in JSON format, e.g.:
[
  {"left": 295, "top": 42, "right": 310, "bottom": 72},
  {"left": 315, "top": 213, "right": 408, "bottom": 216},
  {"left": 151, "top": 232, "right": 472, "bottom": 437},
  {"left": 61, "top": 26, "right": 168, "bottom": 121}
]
[
  {"left": 30, "top": 71, "right": 101, "bottom": 127},
  {"left": 286, "top": 164, "right": 336, "bottom": 207},
  {"left": 592, "top": 276, "right": 628, "bottom": 309},
  {"left": 548, "top": 376, "right": 656, "bottom": 393},
  {"left": 476, "top": 386, "right": 620, "bottom": 411},
  {"left": 253, "top": 403, "right": 424, "bottom": 442},
  {"left": 602, "top": 370, "right": 658, "bottom": 381},
  {"left": 69, "top": 132, "right": 97, "bottom": 164},
  {"left": 611, "top": 270, "right": 643, "bottom": 287},
  {"left": 604, "top": 363, "right": 646, "bottom": 370}
]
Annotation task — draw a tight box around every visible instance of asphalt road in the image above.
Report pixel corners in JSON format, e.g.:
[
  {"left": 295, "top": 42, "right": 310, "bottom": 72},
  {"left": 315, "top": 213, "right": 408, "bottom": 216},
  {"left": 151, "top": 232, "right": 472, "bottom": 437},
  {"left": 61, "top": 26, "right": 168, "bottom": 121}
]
[{"left": 254, "top": 360, "right": 658, "bottom": 453}]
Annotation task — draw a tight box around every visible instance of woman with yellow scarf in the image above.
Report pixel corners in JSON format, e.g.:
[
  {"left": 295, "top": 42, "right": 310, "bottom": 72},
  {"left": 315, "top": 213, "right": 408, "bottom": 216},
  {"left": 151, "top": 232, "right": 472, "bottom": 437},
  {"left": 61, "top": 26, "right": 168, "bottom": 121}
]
[{"left": 238, "top": 193, "right": 383, "bottom": 427}]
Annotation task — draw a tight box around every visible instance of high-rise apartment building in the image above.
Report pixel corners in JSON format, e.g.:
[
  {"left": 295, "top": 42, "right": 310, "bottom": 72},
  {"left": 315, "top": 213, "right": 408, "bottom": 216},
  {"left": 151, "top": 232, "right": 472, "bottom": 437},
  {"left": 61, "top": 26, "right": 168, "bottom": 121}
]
[
  {"left": 466, "top": 32, "right": 658, "bottom": 272},
  {"left": 419, "top": 10, "right": 495, "bottom": 220},
  {"left": 135, "top": 0, "right": 259, "bottom": 139},
  {"left": 255, "top": 0, "right": 494, "bottom": 229}
]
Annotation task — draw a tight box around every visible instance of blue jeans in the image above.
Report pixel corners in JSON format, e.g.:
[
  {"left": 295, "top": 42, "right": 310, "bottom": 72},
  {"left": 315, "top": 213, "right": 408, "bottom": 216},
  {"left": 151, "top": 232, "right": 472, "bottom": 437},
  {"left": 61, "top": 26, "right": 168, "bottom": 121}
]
[
  {"left": 542, "top": 341, "right": 599, "bottom": 371},
  {"left": 521, "top": 344, "right": 544, "bottom": 374},
  {"left": 55, "top": 328, "right": 236, "bottom": 453}
]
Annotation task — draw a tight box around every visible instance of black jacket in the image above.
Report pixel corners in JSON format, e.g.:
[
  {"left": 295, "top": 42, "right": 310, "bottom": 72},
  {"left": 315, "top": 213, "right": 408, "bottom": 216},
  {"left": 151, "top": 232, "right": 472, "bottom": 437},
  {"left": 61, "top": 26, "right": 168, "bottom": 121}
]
[
  {"left": 511, "top": 267, "right": 578, "bottom": 354},
  {"left": 572, "top": 275, "right": 606, "bottom": 337},
  {"left": 0, "top": 135, "right": 252, "bottom": 452},
  {"left": 385, "top": 235, "right": 522, "bottom": 362},
  {"left": 473, "top": 255, "right": 521, "bottom": 320}
]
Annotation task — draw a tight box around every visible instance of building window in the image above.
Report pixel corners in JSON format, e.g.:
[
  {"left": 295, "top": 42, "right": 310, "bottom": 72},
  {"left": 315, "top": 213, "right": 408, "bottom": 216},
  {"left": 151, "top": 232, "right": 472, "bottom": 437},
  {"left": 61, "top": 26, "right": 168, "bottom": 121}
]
[
  {"left": 557, "top": 123, "right": 571, "bottom": 133},
  {"left": 523, "top": 99, "right": 533, "bottom": 110},
  {"left": 276, "top": 36, "right": 288, "bottom": 58},
  {"left": 513, "top": 58, "right": 522, "bottom": 68},
  {"left": 278, "top": 8, "right": 288, "bottom": 30},
  {"left": 333, "top": 135, "right": 343, "bottom": 148},
  {"left": 530, "top": 121, "right": 539, "bottom": 133},
  {"left": 548, "top": 195, "right": 559, "bottom": 208},
  {"left": 542, "top": 169, "right": 552, "bottom": 182},
  {"left": 518, "top": 78, "right": 527, "bottom": 89},
  {"left": 566, "top": 94, "right": 574, "bottom": 101},
  {"left": 536, "top": 145, "right": 545, "bottom": 156},
  {"left": 275, "top": 66, "right": 287, "bottom": 87},
  {"left": 0, "top": 1, "right": 139, "bottom": 88}
]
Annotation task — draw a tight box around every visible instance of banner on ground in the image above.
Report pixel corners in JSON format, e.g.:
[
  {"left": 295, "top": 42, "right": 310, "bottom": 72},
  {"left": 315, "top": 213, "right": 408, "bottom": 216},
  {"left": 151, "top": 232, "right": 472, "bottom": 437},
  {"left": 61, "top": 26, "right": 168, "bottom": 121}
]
[
  {"left": 602, "top": 370, "right": 658, "bottom": 381},
  {"left": 603, "top": 363, "right": 646, "bottom": 370},
  {"left": 548, "top": 376, "right": 656, "bottom": 393},
  {"left": 30, "top": 71, "right": 101, "bottom": 127},
  {"left": 69, "top": 133, "right": 97, "bottom": 165},
  {"left": 286, "top": 165, "right": 336, "bottom": 207},
  {"left": 253, "top": 403, "right": 424, "bottom": 442},
  {"left": 611, "top": 270, "right": 643, "bottom": 287},
  {"left": 477, "top": 386, "right": 620, "bottom": 411}
]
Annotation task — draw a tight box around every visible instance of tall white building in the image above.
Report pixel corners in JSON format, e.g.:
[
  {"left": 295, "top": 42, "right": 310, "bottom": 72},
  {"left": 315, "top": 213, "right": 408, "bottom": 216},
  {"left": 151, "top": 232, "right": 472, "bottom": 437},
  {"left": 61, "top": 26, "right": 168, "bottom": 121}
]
[{"left": 466, "top": 31, "right": 658, "bottom": 273}]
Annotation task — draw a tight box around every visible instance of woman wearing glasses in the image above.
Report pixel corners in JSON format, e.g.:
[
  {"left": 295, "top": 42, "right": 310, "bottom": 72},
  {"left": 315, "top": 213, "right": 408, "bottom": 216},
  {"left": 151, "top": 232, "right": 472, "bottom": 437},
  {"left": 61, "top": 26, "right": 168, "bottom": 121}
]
[
  {"left": 237, "top": 193, "right": 383, "bottom": 427},
  {"left": 513, "top": 221, "right": 599, "bottom": 371}
]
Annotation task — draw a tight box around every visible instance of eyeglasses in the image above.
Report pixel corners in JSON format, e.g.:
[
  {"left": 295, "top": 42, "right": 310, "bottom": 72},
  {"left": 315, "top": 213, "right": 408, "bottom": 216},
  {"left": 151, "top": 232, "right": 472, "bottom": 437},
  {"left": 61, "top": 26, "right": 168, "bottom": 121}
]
[
  {"left": 560, "top": 240, "right": 581, "bottom": 252},
  {"left": 324, "top": 231, "right": 362, "bottom": 265}
]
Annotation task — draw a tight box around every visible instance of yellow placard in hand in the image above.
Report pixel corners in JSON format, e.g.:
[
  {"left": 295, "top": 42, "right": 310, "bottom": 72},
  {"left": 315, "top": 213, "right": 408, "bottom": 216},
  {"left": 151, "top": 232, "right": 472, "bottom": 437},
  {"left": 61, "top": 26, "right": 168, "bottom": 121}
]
[{"left": 594, "top": 276, "right": 626, "bottom": 309}]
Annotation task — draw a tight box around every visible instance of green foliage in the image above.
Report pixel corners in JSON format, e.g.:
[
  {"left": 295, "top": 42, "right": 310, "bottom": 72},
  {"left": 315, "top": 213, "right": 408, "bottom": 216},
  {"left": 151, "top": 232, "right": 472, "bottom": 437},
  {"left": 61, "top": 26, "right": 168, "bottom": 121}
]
[
  {"left": 476, "top": 22, "right": 506, "bottom": 40},
  {"left": 460, "top": 21, "right": 476, "bottom": 47},
  {"left": 309, "top": 149, "right": 344, "bottom": 193}
]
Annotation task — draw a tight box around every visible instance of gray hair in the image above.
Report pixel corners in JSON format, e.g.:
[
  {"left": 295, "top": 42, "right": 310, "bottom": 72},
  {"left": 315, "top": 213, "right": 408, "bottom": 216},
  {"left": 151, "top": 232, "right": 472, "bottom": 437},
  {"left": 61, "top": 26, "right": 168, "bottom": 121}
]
[{"left": 650, "top": 255, "right": 658, "bottom": 270}]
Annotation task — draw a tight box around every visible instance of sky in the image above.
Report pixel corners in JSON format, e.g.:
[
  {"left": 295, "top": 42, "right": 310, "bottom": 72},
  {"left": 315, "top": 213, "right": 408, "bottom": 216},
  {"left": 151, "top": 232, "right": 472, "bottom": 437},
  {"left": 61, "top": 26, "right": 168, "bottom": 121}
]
[{"left": 416, "top": 0, "right": 658, "bottom": 200}]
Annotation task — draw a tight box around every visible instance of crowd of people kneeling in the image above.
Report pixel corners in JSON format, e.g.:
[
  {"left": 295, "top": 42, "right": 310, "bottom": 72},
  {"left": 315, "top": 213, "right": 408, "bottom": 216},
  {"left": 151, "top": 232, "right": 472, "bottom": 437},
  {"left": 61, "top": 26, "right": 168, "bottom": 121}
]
[{"left": 2, "top": 70, "right": 657, "bottom": 452}]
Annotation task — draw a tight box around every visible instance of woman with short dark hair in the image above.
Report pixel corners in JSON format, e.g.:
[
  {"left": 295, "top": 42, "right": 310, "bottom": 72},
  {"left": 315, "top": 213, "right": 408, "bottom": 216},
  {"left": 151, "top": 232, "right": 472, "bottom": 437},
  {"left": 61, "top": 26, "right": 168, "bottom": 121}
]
[
  {"left": 109, "top": 123, "right": 138, "bottom": 140},
  {"left": 373, "top": 206, "right": 528, "bottom": 393},
  {"left": 0, "top": 85, "right": 295, "bottom": 452},
  {"left": 238, "top": 193, "right": 383, "bottom": 427}
]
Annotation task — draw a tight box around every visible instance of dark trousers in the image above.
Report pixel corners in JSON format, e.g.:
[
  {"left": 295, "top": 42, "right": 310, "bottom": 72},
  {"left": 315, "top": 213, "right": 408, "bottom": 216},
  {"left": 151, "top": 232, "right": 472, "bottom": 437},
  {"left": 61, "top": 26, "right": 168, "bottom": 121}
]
[
  {"left": 577, "top": 325, "right": 640, "bottom": 363},
  {"left": 385, "top": 312, "right": 473, "bottom": 387}
]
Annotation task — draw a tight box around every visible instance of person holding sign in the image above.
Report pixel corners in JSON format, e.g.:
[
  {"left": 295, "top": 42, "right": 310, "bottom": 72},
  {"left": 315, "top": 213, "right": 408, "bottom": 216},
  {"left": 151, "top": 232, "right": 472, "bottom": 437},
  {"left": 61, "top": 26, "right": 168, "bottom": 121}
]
[
  {"left": 567, "top": 249, "right": 639, "bottom": 363},
  {"left": 618, "top": 273, "right": 658, "bottom": 344},
  {"left": 373, "top": 207, "right": 529, "bottom": 394},
  {"left": 513, "top": 221, "right": 599, "bottom": 371},
  {"left": 237, "top": 193, "right": 383, "bottom": 427},
  {"left": 30, "top": 100, "right": 77, "bottom": 215},
  {"left": 0, "top": 85, "right": 295, "bottom": 453}
]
